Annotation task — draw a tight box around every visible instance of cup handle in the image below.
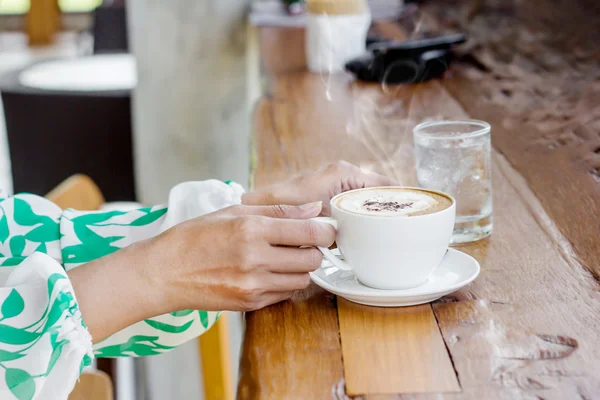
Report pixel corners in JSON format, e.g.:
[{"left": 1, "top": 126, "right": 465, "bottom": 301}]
[{"left": 311, "top": 217, "right": 353, "bottom": 271}]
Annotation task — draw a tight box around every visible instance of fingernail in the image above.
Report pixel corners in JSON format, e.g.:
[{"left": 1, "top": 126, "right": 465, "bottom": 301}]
[{"left": 300, "top": 201, "right": 322, "bottom": 211}]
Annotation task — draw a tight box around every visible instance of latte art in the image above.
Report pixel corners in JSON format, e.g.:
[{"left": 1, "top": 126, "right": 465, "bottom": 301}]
[{"left": 335, "top": 188, "right": 452, "bottom": 216}]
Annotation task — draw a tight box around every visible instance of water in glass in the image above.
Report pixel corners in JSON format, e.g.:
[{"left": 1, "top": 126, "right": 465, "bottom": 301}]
[{"left": 414, "top": 120, "right": 492, "bottom": 243}]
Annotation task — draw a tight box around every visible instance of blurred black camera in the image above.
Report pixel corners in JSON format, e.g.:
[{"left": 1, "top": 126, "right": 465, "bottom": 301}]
[{"left": 345, "top": 33, "right": 466, "bottom": 84}]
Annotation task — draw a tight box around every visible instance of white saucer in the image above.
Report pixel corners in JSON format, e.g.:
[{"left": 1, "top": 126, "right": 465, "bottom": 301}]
[{"left": 310, "top": 248, "right": 480, "bottom": 307}]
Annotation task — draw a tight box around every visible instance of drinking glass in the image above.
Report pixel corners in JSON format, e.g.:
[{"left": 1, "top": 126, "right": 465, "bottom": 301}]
[{"left": 413, "top": 120, "right": 492, "bottom": 244}]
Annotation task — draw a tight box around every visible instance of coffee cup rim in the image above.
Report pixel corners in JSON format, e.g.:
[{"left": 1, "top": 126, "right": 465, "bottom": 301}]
[{"left": 329, "top": 186, "right": 456, "bottom": 218}]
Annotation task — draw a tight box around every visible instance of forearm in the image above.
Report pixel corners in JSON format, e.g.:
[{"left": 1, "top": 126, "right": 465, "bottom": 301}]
[{"left": 68, "top": 239, "right": 170, "bottom": 343}]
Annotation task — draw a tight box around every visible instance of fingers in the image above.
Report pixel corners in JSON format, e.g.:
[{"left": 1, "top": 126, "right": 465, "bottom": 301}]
[
  {"left": 246, "top": 273, "right": 311, "bottom": 310},
  {"left": 239, "top": 273, "right": 311, "bottom": 311},
  {"left": 266, "top": 272, "right": 312, "bottom": 292},
  {"left": 227, "top": 202, "right": 323, "bottom": 219},
  {"left": 262, "top": 218, "right": 336, "bottom": 247},
  {"left": 224, "top": 205, "right": 335, "bottom": 247},
  {"left": 262, "top": 246, "right": 324, "bottom": 273},
  {"left": 252, "top": 291, "right": 295, "bottom": 310}
]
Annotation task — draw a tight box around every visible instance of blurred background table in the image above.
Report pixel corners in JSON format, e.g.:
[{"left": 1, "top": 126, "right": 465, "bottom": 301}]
[
  {"left": 0, "top": 56, "right": 136, "bottom": 201},
  {"left": 238, "top": 1, "right": 600, "bottom": 398}
]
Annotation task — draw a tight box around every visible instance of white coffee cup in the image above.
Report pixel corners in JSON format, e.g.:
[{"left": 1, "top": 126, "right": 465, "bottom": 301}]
[{"left": 312, "top": 187, "right": 456, "bottom": 290}]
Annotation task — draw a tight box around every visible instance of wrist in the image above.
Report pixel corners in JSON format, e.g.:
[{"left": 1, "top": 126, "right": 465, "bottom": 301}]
[
  {"left": 133, "top": 236, "right": 182, "bottom": 315},
  {"left": 68, "top": 240, "right": 170, "bottom": 342}
]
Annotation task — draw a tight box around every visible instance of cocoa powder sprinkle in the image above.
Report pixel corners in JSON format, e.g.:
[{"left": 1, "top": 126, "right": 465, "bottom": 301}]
[{"left": 362, "top": 200, "right": 414, "bottom": 212}]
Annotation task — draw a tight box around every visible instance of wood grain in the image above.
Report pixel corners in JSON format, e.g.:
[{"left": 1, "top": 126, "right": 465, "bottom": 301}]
[
  {"left": 422, "top": 0, "right": 600, "bottom": 278},
  {"left": 240, "top": 5, "right": 600, "bottom": 397},
  {"left": 238, "top": 284, "right": 344, "bottom": 400},
  {"left": 338, "top": 300, "right": 460, "bottom": 396}
]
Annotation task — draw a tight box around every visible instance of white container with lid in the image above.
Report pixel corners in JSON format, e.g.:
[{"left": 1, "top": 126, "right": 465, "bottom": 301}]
[{"left": 306, "top": 0, "right": 371, "bottom": 73}]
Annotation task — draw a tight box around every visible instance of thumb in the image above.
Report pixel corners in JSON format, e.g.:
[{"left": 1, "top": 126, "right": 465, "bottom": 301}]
[{"left": 231, "top": 201, "right": 323, "bottom": 219}]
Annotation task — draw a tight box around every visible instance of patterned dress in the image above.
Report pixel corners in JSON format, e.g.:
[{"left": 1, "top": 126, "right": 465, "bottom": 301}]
[{"left": 0, "top": 180, "right": 244, "bottom": 400}]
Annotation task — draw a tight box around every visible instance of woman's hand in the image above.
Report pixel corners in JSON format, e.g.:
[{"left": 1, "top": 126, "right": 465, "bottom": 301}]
[
  {"left": 148, "top": 202, "right": 335, "bottom": 313},
  {"left": 70, "top": 163, "right": 390, "bottom": 342},
  {"left": 242, "top": 161, "right": 398, "bottom": 215},
  {"left": 71, "top": 201, "right": 334, "bottom": 342}
]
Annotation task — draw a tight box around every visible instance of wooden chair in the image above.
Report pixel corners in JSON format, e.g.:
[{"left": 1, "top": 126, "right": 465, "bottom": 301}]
[
  {"left": 68, "top": 371, "right": 113, "bottom": 400},
  {"left": 27, "top": 0, "right": 61, "bottom": 45},
  {"left": 199, "top": 316, "right": 234, "bottom": 400},
  {"left": 46, "top": 174, "right": 234, "bottom": 400},
  {"left": 46, "top": 174, "right": 105, "bottom": 211}
]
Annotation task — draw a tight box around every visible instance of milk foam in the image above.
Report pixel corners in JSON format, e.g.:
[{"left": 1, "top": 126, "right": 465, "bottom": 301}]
[{"left": 336, "top": 189, "right": 441, "bottom": 216}]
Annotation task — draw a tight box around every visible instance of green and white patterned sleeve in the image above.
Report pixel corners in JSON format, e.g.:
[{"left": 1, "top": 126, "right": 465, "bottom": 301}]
[
  {"left": 0, "top": 180, "right": 244, "bottom": 399},
  {"left": 0, "top": 193, "right": 93, "bottom": 400},
  {"left": 61, "top": 180, "right": 245, "bottom": 357}
]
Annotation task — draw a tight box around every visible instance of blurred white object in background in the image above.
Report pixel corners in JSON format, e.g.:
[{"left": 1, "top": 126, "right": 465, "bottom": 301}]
[
  {"left": 305, "top": 0, "right": 371, "bottom": 73},
  {"left": 250, "top": 0, "right": 403, "bottom": 27},
  {"left": 18, "top": 54, "right": 136, "bottom": 91},
  {"left": 0, "top": 32, "right": 82, "bottom": 195}
]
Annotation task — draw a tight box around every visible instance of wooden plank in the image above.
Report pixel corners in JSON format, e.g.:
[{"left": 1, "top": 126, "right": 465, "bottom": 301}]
[
  {"left": 393, "top": 81, "right": 600, "bottom": 399},
  {"left": 423, "top": 0, "right": 600, "bottom": 278},
  {"left": 241, "top": 17, "right": 600, "bottom": 398},
  {"left": 199, "top": 314, "right": 234, "bottom": 400},
  {"left": 338, "top": 300, "right": 460, "bottom": 396},
  {"left": 359, "top": 87, "right": 600, "bottom": 400},
  {"left": 237, "top": 283, "right": 344, "bottom": 400},
  {"left": 243, "top": 61, "right": 461, "bottom": 397},
  {"left": 239, "top": 98, "right": 345, "bottom": 399},
  {"left": 414, "top": 4, "right": 600, "bottom": 394}
]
